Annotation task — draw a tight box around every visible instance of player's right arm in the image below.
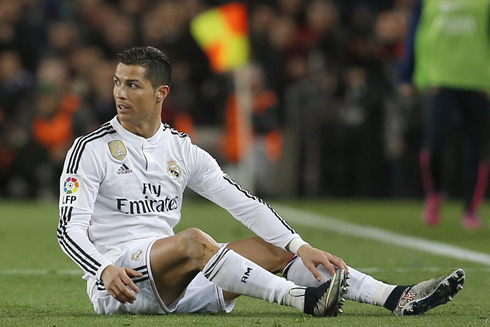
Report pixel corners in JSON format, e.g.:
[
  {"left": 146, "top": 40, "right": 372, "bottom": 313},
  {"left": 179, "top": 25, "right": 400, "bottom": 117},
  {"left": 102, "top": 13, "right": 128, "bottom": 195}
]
[
  {"left": 57, "top": 137, "right": 142, "bottom": 303},
  {"left": 56, "top": 138, "right": 114, "bottom": 282}
]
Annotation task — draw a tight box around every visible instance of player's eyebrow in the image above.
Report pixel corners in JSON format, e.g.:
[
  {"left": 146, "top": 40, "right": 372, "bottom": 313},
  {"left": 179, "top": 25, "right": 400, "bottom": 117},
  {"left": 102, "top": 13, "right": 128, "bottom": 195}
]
[{"left": 113, "top": 75, "right": 142, "bottom": 84}]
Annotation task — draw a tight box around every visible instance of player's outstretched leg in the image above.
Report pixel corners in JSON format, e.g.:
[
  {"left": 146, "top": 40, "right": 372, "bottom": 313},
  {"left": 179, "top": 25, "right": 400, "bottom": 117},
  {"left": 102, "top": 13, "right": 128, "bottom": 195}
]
[
  {"left": 303, "top": 268, "right": 349, "bottom": 317},
  {"left": 391, "top": 268, "right": 465, "bottom": 316},
  {"left": 202, "top": 246, "right": 349, "bottom": 317},
  {"left": 283, "top": 256, "right": 465, "bottom": 316}
]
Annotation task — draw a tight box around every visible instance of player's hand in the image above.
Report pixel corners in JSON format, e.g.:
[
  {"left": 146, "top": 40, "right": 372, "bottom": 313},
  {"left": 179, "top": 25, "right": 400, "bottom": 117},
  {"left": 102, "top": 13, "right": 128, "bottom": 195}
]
[
  {"left": 101, "top": 265, "right": 143, "bottom": 304},
  {"left": 297, "top": 245, "right": 348, "bottom": 281}
]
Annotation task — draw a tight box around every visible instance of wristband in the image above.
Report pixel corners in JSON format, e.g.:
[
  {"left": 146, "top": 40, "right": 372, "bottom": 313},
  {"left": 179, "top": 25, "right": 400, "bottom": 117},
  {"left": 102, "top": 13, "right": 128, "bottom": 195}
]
[{"left": 288, "top": 238, "right": 309, "bottom": 254}]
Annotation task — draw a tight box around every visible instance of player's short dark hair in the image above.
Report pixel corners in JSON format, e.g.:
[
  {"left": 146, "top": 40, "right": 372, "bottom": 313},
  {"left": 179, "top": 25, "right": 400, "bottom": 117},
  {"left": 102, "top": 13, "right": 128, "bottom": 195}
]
[{"left": 118, "top": 46, "right": 171, "bottom": 90}]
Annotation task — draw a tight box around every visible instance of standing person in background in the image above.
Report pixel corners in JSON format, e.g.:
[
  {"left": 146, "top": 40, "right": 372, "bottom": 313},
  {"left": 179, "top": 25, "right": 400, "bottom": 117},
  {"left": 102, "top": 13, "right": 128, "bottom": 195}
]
[{"left": 399, "top": 0, "right": 490, "bottom": 229}]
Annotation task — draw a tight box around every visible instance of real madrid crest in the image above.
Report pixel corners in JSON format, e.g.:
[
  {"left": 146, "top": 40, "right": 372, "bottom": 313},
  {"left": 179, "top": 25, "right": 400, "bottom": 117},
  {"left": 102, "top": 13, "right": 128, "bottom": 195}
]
[
  {"left": 167, "top": 160, "right": 181, "bottom": 179},
  {"left": 131, "top": 249, "right": 143, "bottom": 261},
  {"left": 108, "top": 140, "right": 127, "bottom": 161}
]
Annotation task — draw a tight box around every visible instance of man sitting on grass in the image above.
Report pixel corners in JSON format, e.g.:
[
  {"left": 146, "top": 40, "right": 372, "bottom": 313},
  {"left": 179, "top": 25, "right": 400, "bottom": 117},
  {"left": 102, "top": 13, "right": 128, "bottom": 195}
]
[{"left": 57, "top": 46, "right": 465, "bottom": 317}]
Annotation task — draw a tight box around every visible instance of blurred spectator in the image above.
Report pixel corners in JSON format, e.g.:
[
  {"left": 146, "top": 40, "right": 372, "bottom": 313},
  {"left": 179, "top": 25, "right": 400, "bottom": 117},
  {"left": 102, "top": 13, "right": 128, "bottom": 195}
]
[
  {"left": 0, "top": 50, "right": 35, "bottom": 197},
  {"left": 84, "top": 59, "right": 118, "bottom": 127},
  {"left": 45, "top": 21, "right": 81, "bottom": 59},
  {"left": 12, "top": 57, "right": 81, "bottom": 199},
  {"left": 100, "top": 13, "right": 136, "bottom": 58},
  {"left": 0, "top": 51, "right": 35, "bottom": 124}
]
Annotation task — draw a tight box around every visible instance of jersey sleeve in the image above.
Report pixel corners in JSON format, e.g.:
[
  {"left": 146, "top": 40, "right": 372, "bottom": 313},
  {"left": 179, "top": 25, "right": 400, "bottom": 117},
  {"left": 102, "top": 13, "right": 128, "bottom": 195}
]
[
  {"left": 186, "top": 141, "right": 300, "bottom": 250},
  {"left": 57, "top": 139, "right": 113, "bottom": 281}
]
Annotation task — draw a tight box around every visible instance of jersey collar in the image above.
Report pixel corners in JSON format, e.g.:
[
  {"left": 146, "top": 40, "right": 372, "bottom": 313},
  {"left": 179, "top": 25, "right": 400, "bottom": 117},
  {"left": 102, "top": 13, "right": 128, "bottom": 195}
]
[{"left": 110, "top": 116, "right": 164, "bottom": 145}]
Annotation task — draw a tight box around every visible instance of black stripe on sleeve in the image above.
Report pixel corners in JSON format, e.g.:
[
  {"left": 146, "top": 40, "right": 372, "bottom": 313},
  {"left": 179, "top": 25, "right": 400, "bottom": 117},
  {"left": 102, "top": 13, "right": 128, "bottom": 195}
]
[
  {"left": 62, "top": 207, "right": 101, "bottom": 268},
  {"left": 58, "top": 207, "right": 99, "bottom": 274},
  {"left": 58, "top": 236, "right": 97, "bottom": 275},
  {"left": 66, "top": 123, "right": 113, "bottom": 174},
  {"left": 72, "top": 130, "right": 116, "bottom": 174},
  {"left": 57, "top": 206, "right": 101, "bottom": 276},
  {"left": 162, "top": 124, "right": 189, "bottom": 138},
  {"left": 222, "top": 174, "right": 296, "bottom": 234},
  {"left": 66, "top": 123, "right": 111, "bottom": 174}
]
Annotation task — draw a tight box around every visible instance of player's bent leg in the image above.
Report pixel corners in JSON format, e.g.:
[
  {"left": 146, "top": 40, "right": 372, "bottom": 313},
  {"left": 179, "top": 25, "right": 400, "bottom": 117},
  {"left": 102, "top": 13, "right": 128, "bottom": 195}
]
[
  {"left": 150, "top": 228, "right": 222, "bottom": 306},
  {"left": 202, "top": 244, "right": 347, "bottom": 316}
]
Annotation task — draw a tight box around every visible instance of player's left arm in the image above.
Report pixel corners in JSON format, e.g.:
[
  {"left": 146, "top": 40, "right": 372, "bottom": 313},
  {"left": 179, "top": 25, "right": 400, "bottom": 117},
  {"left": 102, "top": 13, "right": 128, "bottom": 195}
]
[{"left": 186, "top": 142, "right": 348, "bottom": 275}]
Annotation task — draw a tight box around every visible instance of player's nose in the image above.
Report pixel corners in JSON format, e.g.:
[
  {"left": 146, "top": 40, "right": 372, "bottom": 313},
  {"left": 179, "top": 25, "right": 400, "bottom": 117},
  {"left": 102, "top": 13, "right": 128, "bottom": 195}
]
[{"left": 114, "top": 84, "right": 127, "bottom": 99}]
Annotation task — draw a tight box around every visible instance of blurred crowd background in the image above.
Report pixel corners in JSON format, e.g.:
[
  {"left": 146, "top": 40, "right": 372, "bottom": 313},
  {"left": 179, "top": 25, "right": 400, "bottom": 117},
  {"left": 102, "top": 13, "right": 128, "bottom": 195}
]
[{"left": 0, "top": 0, "right": 437, "bottom": 200}]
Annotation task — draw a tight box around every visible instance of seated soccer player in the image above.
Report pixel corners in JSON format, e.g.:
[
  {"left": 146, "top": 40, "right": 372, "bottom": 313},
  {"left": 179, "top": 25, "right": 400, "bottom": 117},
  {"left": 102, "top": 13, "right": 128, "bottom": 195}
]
[{"left": 57, "top": 46, "right": 464, "bottom": 317}]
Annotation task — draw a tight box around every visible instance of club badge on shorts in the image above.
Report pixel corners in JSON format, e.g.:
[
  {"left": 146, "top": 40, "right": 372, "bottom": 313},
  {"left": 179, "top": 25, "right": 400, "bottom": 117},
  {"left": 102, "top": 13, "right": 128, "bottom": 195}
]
[
  {"left": 131, "top": 249, "right": 143, "bottom": 261},
  {"left": 167, "top": 160, "right": 181, "bottom": 179},
  {"left": 108, "top": 140, "right": 127, "bottom": 161}
]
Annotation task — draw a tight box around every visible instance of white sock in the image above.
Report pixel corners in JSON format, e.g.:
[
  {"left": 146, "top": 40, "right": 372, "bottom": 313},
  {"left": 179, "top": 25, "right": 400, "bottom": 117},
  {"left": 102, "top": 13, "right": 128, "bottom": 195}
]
[
  {"left": 203, "top": 247, "right": 304, "bottom": 310},
  {"left": 283, "top": 256, "right": 396, "bottom": 306}
]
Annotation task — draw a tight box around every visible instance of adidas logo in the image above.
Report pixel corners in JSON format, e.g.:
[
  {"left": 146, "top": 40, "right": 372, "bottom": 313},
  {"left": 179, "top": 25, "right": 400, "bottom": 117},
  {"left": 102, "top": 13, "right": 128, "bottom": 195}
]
[{"left": 117, "top": 164, "right": 132, "bottom": 175}]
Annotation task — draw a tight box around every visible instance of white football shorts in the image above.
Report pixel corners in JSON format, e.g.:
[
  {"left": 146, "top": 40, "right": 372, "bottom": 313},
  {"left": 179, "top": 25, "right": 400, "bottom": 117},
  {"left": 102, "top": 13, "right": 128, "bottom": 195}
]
[{"left": 86, "top": 239, "right": 236, "bottom": 315}]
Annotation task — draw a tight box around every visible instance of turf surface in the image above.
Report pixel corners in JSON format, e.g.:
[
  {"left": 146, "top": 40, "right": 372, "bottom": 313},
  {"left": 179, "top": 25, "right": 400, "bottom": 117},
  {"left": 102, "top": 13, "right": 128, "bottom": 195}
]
[{"left": 1, "top": 198, "right": 489, "bottom": 326}]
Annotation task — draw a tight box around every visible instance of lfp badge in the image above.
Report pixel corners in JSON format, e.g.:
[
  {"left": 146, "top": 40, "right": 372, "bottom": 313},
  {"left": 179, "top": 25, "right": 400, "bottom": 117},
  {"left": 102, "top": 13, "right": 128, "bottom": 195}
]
[
  {"left": 62, "top": 177, "right": 79, "bottom": 205},
  {"left": 64, "top": 177, "right": 79, "bottom": 194}
]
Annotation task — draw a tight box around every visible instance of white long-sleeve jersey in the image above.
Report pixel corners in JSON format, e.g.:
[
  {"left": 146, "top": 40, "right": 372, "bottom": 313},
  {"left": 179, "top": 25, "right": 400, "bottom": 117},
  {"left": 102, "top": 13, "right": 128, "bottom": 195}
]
[{"left": 57, "top": 117, "right": 299, "bottom": 281}]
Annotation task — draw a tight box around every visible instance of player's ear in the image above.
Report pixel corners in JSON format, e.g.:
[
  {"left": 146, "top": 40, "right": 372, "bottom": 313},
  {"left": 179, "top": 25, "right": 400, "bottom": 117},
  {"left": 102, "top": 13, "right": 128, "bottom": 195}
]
[{"left": 156, "top": 85, "right": 170, "bottom": 103}]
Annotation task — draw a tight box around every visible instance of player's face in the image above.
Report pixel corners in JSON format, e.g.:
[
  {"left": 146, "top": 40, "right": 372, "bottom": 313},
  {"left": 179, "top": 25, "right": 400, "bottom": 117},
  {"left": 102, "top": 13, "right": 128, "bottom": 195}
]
[{"left": 113, "top": 63, "right": 168, "bottom": 135}]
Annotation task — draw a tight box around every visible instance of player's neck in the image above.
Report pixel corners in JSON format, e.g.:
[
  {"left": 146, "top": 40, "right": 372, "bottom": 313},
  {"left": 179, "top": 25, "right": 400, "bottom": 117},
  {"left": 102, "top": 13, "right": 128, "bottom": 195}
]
[{"left": 118, "top": 118, "right": 161, "bottom": 139}]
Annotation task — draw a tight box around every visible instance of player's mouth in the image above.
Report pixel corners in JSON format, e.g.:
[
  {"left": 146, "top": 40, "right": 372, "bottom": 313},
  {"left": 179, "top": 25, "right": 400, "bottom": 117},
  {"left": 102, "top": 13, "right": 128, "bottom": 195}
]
[{"left": 117, "top": 104, "right": 131, "bottom": 112}]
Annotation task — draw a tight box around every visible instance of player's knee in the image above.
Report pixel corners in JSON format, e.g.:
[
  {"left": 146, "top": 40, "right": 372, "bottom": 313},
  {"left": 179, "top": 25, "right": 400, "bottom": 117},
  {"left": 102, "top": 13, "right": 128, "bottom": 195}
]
[{"left": 179, "top": 228, "right": 220, "bottom": 260}]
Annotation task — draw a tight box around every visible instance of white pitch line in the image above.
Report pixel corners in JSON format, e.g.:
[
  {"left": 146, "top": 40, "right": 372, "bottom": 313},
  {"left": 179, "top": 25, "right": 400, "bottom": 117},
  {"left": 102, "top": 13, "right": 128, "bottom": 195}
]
[
  {"left": 273, "top": 204, "right": 490, "bottom": 266},
  {"left": 0, "top": 269, "right": 82, "bottom": 275}
]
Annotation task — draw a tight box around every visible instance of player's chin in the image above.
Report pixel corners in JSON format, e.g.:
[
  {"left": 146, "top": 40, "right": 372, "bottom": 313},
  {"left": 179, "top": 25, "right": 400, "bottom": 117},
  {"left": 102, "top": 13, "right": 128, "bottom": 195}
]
[{"left": 117, "top": 111, "right": 132, "bottom": 121}]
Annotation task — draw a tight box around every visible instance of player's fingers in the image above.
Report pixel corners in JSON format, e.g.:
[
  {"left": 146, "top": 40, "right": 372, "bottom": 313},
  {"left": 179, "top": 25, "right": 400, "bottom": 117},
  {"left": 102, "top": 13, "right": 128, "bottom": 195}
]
[
  {"left": 305, "top": 262, "right": 323, "bottom": 282},
  {"left": 319, "top": 256, "right": 336, "bottom": 276},
  {"left": 106, "top": 288, "right": 119, "bottom": 302},
  {"left": 322, "top": 251, "right": 348, "bottom": 272},
  {"left": 328, "top": 254, "right": 348, "bottom": 272},
  {"left": 108, "top": 284, "right": 129, "bottom": 303},
  {"left": 125, "top": 267, "right": 143, "bottom": 278},
  {"left": 121, "top": 273, "right": 140, "bottom": 294},
  {"left": 115, "top": 281, "right": 136, "bottom": 303}
]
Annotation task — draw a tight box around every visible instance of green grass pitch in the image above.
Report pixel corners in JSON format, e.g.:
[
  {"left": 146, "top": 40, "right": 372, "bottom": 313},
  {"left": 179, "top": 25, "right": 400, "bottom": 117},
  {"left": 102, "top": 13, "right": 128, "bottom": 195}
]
[{"left": 1, "top": 198, "right": 489, "bottom": 326}]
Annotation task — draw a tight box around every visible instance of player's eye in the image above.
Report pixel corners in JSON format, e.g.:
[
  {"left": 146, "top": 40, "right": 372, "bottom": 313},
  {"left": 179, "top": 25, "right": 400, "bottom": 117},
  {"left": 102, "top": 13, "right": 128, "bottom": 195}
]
[
  {"left": 129, "top": 83, "right": 138, "bottom": 89},
  {"left": 114, "top": 80, "right": 120, "bottom": 86}
]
